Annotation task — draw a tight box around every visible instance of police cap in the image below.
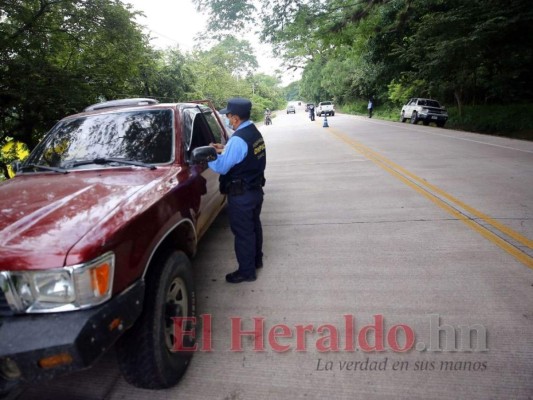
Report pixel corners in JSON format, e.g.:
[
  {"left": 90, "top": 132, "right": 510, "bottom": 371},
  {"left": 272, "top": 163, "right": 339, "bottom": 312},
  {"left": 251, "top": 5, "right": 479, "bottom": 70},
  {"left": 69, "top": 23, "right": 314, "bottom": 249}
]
[{"left": 219, "top": 98, "right": 252, "bottom": 118}]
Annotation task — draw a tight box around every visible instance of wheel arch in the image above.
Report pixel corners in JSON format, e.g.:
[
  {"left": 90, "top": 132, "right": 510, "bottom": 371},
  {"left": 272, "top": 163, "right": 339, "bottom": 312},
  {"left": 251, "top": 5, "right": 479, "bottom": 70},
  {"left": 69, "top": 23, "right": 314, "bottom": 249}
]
[{"left": 142, "top": 219, "right": 197, "bottom": 280}]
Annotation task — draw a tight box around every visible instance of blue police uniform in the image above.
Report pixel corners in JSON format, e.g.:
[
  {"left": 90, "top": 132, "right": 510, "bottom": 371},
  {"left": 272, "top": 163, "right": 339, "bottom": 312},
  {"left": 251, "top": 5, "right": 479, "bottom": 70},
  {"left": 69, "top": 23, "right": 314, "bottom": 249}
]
[{"left": 209, "top": 98, "right": 266, "bottom": 283}]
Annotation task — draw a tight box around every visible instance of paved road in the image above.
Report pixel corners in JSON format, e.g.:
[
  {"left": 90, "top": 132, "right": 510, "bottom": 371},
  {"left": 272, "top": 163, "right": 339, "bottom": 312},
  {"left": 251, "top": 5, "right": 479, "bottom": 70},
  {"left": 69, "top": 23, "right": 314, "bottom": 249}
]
[{"left": 18, "top": 107, "right": 533, "bottom": 399}]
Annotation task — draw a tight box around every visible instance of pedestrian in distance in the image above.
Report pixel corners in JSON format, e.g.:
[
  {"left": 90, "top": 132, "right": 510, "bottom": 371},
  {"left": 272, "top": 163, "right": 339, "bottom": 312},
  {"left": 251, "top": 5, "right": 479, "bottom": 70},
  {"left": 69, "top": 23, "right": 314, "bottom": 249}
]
[
  {"left": 368, "top": 99, "right": 373, "bottom": 118},
  {"left": 264, "top": 108, "right": 272, "bottom": 125},
  {"left": 208, "top": 98, "right": 267, "bottom": 283}
]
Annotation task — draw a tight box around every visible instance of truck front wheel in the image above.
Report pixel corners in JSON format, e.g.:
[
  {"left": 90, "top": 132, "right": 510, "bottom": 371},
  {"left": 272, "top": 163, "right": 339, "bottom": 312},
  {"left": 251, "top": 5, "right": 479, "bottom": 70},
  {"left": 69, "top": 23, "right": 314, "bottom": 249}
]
[{"left": 116, "top": 250, "right": 195, "bottom": 389}]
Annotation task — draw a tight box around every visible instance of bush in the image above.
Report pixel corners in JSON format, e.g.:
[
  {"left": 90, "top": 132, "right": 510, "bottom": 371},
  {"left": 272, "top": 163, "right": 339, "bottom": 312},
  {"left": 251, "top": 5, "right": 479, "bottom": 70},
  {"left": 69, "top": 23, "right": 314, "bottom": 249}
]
[
  {"left": 339, "top": 101, "right": 399, "bottom": 121},
  {"left": 339, "top": 100, "right": 368, "bottom": 116},
  {"left": 446, "top": 104, "right": 533, "bottom": 140},
  {"left": 339, "top": 101, "right": 533, "bottom": 140}
]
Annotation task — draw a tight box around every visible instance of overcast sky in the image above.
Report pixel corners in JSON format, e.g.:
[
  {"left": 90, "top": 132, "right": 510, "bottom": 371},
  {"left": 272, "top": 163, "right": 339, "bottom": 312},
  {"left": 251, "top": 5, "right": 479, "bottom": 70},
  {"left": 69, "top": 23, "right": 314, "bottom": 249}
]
[{"left": 125, "top": 0, "right": 300, "bottom": 85}]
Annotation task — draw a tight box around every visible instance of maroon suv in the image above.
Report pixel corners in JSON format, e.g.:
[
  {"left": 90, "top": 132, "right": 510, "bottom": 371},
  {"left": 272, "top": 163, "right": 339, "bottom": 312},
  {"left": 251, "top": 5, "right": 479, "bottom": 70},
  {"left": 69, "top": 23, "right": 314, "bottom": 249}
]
[{"left": 0, "top": 98, "right": 227, "bottom": 394}]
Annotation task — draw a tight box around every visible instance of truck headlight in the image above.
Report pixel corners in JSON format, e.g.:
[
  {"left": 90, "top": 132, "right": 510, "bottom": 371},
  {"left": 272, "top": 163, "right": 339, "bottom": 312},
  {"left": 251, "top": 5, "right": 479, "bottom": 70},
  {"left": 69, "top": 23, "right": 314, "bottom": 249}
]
[{"left": 1, "top": 252, "right": 114, "bottom": 313}]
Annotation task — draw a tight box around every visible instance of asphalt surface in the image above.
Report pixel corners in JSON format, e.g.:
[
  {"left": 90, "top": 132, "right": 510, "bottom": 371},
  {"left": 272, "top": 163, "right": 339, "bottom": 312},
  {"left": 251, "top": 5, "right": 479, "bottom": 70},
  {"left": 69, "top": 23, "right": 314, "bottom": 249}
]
[{"left": 18, "top": 106, "right": 533, "bottom": 399}]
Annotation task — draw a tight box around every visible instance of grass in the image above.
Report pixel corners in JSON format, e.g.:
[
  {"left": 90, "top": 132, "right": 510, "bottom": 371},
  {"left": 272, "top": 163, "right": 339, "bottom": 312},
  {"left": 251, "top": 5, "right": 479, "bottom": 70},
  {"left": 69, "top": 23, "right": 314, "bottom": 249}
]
[{"left": 339, "top": 102, "right": 533, "bottom": 141}]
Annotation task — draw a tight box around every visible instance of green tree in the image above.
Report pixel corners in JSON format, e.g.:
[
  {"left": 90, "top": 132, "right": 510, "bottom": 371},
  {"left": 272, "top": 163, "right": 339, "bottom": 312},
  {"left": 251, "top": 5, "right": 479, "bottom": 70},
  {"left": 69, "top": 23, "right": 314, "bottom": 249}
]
[
  {"left": 136, "top": 47, "right": 197, "bottom": 102},
  {"left": 394, "top": 0, "right": 533, "bottom": 113},
  {"left": 194, "top": 0, "right": 533, "bottom": 113},
  {"left": 188, "top": 37, "right": 284, "bottom": 119},
  {"left": 201, "top": 36, "right": 259, "bottom": 77},
  {"left": 284, "top": 81, "right": 300, "bottom": 101},
  {"left": 0, "top": 0, "right": 151, "bottom": 160}
]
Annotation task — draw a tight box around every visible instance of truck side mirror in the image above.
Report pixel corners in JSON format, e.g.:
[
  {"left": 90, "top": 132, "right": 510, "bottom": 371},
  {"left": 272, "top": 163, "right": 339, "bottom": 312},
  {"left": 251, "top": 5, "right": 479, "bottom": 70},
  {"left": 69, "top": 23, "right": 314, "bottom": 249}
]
[{"left": 190, "top": 146, "right": 217, "bottom": 164}]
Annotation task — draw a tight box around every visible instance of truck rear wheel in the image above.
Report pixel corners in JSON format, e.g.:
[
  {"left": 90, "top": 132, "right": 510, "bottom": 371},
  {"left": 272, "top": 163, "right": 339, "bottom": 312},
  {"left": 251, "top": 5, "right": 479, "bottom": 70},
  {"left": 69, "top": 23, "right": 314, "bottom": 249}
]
[{"left": 116, "top": 250, "right": 195, "bottom": 389}]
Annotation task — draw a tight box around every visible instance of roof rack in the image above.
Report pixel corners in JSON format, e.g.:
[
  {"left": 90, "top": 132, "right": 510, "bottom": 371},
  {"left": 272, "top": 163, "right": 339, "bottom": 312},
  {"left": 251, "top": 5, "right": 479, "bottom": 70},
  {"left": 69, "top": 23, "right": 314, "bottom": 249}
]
[{"left": 84, "top": 98, "right": 159, "bottom": 112}]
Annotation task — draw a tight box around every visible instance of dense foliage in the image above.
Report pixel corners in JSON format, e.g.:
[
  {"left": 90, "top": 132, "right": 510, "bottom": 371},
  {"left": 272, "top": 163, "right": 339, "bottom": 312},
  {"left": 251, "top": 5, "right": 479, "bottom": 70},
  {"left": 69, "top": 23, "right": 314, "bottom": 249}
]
[
  {"left": 195, "top": 0, "right": 533, "bottom": 127},
  {"left": 0, "top": 0, "right": 285, "bottom": 179}
]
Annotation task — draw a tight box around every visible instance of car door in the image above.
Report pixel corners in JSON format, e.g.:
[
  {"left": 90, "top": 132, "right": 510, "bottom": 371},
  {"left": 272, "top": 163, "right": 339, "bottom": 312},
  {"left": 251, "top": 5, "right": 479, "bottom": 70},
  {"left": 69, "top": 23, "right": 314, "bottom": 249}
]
[
  {"left": 181, "top": 105, "right": 227, "bottom": 238},
  {"left": 404, "top": 98, "right": 416, "bottom": 118}
]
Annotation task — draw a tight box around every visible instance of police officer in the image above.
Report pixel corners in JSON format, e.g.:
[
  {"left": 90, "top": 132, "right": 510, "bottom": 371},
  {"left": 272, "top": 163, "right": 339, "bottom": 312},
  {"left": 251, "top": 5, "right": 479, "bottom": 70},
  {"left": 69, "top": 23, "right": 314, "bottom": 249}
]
[{"left": 208, "top": 98, "right": 266, "bottom": 283}]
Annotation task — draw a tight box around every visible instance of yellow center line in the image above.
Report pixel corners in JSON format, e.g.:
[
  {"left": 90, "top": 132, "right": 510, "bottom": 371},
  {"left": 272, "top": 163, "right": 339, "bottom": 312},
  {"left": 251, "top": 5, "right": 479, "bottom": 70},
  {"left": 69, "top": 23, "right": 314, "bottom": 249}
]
[
  {"left": 346, "top": 134, "right": 533, "bottom": 249},
  {"left": 328, "top": 128, "right": 533, "bottom": 269}
]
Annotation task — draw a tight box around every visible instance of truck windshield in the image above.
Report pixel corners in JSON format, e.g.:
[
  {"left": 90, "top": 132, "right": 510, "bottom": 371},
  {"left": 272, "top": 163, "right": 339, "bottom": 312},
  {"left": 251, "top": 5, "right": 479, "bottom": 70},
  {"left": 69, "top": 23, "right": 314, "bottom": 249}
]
[
  {"left": 426, "top": 100, "right": 441, "bottom": 108},
  {"left": 26, "top": 110, "right": 173, "bottom": 168}
]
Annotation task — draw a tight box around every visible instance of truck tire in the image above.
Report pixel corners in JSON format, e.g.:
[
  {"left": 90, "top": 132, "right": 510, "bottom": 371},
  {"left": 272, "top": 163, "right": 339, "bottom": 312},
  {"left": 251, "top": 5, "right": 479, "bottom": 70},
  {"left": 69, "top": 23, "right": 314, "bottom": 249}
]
[
  {"left": 116, "top": 250, "right": 195, "bottom": 389},
  {"left": 400, "top": 111, "right": 406, "bottom": 123},
  {"left": 410, "top": 111, "right": 418, "bottom": 124}
]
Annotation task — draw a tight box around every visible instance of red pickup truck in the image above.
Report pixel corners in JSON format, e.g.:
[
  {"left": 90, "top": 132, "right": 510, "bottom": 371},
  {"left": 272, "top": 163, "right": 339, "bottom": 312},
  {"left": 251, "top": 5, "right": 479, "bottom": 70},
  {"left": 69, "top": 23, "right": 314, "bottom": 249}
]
[{"left": 0, "top": 98, "right": 226, "bottom": 394}]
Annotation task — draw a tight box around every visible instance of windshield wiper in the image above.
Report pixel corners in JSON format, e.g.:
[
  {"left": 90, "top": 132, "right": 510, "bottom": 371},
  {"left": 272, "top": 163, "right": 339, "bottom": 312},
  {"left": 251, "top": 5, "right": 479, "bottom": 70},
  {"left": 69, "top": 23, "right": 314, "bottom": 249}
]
[
  {"left": 21, "top": 164, "right": 69, "bottom": 174},
  {"left": 67, "top": 158, "right": 157, "bottom": 170}
]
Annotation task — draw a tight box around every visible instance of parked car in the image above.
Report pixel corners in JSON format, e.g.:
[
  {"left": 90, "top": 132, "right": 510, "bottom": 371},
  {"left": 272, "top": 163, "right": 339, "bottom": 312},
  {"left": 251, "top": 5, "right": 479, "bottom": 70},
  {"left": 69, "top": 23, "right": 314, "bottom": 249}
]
[
  {"left": 400, "top": 98, "right": 448, "bottom": 127},
  {"left": 287, "top": 105, "right": 296, "bottom": 114},
  {"left": 0, "top": 98, "right": 229, "bottom": 395},
  {"left": 316, "top": 101, "right": 335, "bottom": 117}
]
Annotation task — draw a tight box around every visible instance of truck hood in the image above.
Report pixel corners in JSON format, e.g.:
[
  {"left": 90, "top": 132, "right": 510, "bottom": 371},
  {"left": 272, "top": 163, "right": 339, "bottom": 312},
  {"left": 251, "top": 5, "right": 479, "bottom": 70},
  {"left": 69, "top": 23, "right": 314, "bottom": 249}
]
[{"left": 0, "top": 169, "right": 169, "bottom": 270}]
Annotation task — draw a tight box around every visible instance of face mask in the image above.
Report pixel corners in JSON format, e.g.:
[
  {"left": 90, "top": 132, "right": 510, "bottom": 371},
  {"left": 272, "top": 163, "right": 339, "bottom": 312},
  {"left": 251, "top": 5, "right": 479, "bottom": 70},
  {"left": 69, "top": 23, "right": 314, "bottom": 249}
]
[
  {"left": 228, "top": 115, "right": 239, "bottom": 130},
  {"left": 223, "top": 116, "right": 232, "bottom": 130}
]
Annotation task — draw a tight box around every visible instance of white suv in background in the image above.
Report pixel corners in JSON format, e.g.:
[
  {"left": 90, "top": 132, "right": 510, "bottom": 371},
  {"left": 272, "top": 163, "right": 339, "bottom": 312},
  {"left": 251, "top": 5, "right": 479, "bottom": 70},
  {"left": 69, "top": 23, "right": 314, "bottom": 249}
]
[{"left": 400, "top": 98, "right": 448, "bottom": 127}]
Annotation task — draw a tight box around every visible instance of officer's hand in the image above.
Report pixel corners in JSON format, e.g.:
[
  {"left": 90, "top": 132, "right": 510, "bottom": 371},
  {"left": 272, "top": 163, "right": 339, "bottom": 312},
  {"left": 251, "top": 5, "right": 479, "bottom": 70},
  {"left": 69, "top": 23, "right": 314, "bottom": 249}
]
[{"left": 210, "top": 143, "right": 224, "bottom": 154}]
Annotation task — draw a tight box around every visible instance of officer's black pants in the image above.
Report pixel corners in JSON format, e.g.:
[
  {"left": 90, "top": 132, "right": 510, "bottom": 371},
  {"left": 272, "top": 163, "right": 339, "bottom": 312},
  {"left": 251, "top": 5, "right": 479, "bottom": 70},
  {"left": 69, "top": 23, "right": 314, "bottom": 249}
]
[{"left": 227, "top": 189, "right": 264, "bottom": 278}]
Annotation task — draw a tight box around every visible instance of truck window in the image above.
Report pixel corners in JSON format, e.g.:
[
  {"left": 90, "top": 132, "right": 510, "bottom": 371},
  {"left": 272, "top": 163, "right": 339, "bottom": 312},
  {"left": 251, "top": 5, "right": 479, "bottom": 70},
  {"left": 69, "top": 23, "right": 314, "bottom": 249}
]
[
  {"left": 202, "top": 110, "right": 223, "bottom": 144},
  {"left": 182, "top": 107, "right": 216, "bottom": 152}
]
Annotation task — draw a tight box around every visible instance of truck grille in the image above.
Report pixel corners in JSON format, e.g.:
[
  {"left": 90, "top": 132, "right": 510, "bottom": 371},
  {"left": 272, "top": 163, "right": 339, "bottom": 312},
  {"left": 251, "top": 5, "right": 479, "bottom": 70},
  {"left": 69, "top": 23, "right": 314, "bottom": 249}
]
[
  {"left": 427, "top": 107, "right": 445, "bottom": 115},
  {"left": 0, "top": 289, "right": 14, "bottom": 316}
]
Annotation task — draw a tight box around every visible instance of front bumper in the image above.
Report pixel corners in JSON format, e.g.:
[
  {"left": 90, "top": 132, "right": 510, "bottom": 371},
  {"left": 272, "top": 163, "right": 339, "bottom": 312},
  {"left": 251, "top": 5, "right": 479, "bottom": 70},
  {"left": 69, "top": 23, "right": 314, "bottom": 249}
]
[
  {"left": 0, "top": 280, "right": 144, "bottom": 394},
  {"left": 420, "top": 113, "right": 448, "bottom": 123}
]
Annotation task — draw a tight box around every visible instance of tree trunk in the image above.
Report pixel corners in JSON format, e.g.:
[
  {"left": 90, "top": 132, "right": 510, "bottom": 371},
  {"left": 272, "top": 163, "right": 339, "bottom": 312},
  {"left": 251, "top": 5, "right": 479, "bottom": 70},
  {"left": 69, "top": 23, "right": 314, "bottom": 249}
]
[{"left": 454, "top": 89, "right": 463, "bottom": 117}]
